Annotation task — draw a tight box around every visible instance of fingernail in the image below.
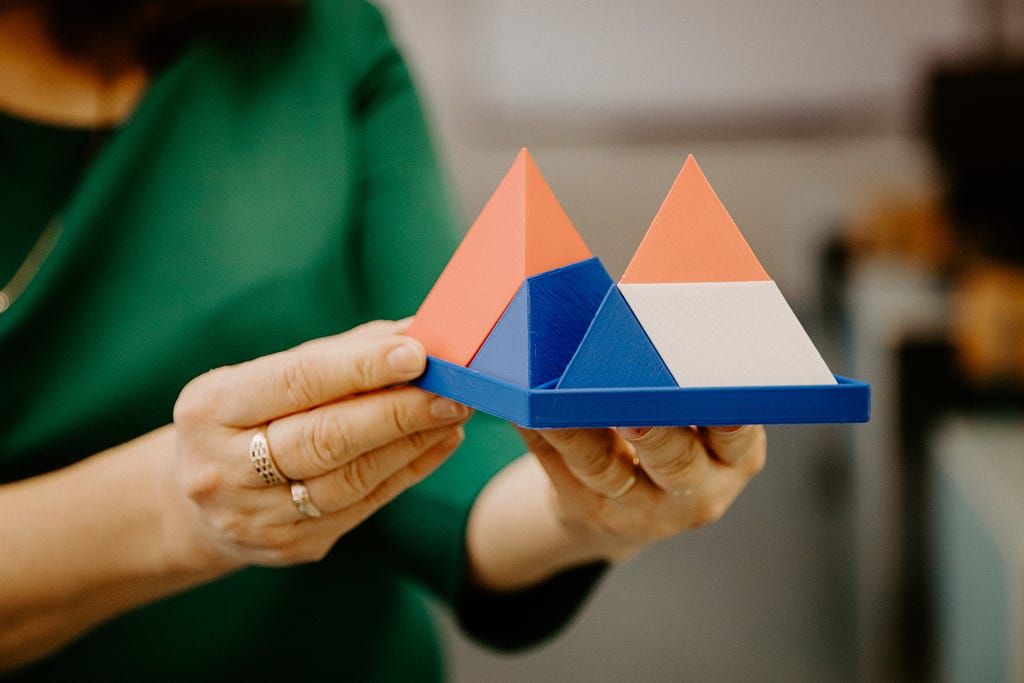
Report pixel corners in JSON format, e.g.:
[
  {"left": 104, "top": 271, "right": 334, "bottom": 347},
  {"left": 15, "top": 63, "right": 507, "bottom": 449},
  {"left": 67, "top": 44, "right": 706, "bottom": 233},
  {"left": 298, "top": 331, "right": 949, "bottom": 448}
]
[
  {"left": 387, "top": 342, "right": 425, "bottom": 374},
  {"left": 431, "top": 396, "right": 468, "bottom": 420}
]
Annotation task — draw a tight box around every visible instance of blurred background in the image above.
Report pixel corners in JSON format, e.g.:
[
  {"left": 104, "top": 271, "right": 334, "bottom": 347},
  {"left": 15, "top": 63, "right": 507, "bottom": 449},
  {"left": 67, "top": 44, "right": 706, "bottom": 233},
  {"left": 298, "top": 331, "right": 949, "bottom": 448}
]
[{"left": 375, "top": 1, "right": 1024, "bottom": 681}]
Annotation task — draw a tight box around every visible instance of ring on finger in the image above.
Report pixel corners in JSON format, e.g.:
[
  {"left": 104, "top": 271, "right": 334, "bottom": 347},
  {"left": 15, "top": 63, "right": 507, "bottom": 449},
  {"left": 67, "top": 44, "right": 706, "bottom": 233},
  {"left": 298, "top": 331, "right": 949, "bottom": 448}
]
[
  {"left": 249, "top": 429, "right": 286, "bottom": 486},
  {"left": 291, "top": 480, "right": 323, "bottom": 518},
  {"left": 603, "top": 472, "right": 637, "bottom": 500}
]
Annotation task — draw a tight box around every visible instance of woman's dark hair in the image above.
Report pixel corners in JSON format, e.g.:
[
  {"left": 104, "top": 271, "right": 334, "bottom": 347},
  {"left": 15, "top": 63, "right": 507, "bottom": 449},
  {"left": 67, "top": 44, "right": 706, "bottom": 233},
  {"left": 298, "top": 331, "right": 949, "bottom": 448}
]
[{"left": 22, "top": 0, "right": 308, "bottom": 69}]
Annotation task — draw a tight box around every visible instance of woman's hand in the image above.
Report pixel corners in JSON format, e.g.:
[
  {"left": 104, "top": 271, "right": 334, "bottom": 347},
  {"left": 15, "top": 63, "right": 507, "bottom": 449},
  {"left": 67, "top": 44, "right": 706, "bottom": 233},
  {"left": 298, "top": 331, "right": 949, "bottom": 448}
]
[
  {"left": 466, "top": 424, "right": 765, "bottom": 590},
  {"left": 172, "top": 320, "right": 472, "bottom": 568},
  {"left": 1, "top": 319, "right": 468, "bottom": 667},
  {"left": 520, "top": 425, "right": 766, "bottom": 559}
]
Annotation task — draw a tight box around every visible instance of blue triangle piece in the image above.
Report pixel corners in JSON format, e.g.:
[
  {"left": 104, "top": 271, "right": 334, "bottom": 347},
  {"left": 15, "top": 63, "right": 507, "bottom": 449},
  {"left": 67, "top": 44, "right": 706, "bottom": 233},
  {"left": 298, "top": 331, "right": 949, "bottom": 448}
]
[
  {"left": 469, "top": 257, "right": 612, "bottom": 388},
  {"left": 469, "top": 282, "right": 529, "bottom": 385},
  {"left": 557, "top": 286, "right": 677, "bottom": 389}
]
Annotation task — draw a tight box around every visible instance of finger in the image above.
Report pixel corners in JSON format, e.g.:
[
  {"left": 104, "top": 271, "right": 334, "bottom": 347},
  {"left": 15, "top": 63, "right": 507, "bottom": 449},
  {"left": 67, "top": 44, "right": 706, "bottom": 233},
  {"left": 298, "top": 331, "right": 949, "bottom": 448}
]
[
  {"left": 524, "top": 428, "right": 639, "bottom": 500},
  {"left": 188, "top": 426, "right": 464, "bottom": 564},
  {"left": 618, "top": 427, "right": 712, "bottom": 497},
  {"left": 319, "top": 428, "right": 463, "bottom": 526},
  {"left": 296, "top": 319, "right": 414, "bottom": 349},
  {"left": 181, "top": 328, "right": 429, "bottom": 428},
  {"left": 302, "top": 425, "right": 465, "bottom": 514},
  {"left": 698, "top": 425, "right": 767, "bottom": 471},
  {"left": 256, "top": 387, "right": 469, "bottom": 482}
]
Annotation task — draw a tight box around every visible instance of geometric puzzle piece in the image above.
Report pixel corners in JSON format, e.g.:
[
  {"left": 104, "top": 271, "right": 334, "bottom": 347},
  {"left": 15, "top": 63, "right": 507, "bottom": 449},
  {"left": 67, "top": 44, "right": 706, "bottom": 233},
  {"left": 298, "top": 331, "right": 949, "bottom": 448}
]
[
  {"left": 621, "top": 155, "right": 770, "bottom": 284},
  {"left": 620, "top": 281, "right": 837, "bottom": 387},
  {"left": 557, "top": 285, "right": 678, "bottom": 389},
  {"left": 470, "top": 257, "right": 613, "bottom": 388},
  {"left": 406, "top": 148, "right": 593, "bottom": 366}
]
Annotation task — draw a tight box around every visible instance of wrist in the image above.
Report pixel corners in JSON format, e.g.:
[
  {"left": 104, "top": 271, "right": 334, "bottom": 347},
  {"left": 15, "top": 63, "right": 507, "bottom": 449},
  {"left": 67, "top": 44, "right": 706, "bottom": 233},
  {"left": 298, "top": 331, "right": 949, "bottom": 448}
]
[
  {"left": 548, "top": 490, "right": 645, "bottom": 564},
  {"left": 466, "top": 454, "right": 640, "bottom": 592}
]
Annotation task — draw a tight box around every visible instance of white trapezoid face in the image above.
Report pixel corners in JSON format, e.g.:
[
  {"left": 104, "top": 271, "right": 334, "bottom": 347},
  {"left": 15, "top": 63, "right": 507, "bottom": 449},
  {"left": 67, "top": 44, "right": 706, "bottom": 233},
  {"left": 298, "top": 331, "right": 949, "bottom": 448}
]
[{"left": 619, "top": 281, "right": 836, "bottom": 388}]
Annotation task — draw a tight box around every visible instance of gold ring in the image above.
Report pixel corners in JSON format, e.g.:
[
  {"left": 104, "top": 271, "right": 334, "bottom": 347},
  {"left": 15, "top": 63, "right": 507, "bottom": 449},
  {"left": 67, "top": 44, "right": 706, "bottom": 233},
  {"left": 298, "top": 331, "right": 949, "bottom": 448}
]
[
  {"left": 249, "top": 430, "right": 286, "bottom": 486},
  {"left": 604, "top": 473, "right": 637, "bottom": 500},
  {"left": 291, "top": 481, "right": 323, "bottom": 518}
]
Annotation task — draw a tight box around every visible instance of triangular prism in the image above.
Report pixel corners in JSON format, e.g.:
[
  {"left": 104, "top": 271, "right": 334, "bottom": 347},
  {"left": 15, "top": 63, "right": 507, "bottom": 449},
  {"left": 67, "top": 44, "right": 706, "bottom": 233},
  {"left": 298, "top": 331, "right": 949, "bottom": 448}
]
[
  {"left": 469, "top": 258, "right": 612, "bottom": 388},
  {"left": 557, "top": 286, "right": 677, "bottom": 389},
  {"left": 621, "top": 155, "right": 770, "bottom": 284},
  {"left": 407, "top": 148, "right": 592, "bottom": 366}
]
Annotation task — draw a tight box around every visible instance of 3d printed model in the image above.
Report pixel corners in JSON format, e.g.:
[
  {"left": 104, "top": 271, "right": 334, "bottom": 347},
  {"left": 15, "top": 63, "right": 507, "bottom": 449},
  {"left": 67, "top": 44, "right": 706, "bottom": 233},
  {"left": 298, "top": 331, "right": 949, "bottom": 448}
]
[{"left": 407, "top": 149, "right": 870, "bottom": 428}]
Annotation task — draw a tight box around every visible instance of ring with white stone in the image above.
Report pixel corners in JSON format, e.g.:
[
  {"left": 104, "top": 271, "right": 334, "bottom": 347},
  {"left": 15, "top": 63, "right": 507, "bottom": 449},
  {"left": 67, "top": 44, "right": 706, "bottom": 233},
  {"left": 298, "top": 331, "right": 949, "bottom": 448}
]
[{"left": 290, "top": 481, "right": 323, "bottom": 518}]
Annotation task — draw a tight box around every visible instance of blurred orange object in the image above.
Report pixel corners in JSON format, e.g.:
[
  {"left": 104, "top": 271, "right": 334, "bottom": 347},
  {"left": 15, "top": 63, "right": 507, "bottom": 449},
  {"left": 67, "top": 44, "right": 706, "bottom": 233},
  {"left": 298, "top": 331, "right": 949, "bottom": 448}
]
[
  {"left": 844, "top": 191, "right": 956, "bottom": 272},
  {"left": 953, "top": 261, "right": 1024, "bottom": 386}
]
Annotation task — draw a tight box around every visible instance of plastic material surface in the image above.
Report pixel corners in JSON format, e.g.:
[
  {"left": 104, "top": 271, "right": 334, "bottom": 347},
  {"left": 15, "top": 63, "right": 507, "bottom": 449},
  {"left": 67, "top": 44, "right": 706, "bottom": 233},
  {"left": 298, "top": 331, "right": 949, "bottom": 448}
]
[
  {"left": 620, "top": 281, "right": 837, "bottom": 387},
  {"left": 621, "top": 155, "right": 769, "bottom": 284},
  {"left": 557, "top": 286, "right": 677, "bottom": 388},
  {"left": 406, "top": 148, "right": 592, "bottom": 366},
  {"left": 416, "top": 357, "right": 870, "bottom": 428},
  {"left": 469, "top": 258, "right": 612, "bottom": 388},
  {"left": 409, "top": 149, "right": 871, "bottom": 426}
]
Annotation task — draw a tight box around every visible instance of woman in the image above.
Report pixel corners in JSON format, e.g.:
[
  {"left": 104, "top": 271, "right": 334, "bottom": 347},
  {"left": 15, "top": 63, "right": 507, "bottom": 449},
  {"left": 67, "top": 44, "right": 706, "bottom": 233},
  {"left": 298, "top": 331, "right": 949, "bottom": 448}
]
[{"left": 0, "top": 1, "right": 766, "bottom": 679}]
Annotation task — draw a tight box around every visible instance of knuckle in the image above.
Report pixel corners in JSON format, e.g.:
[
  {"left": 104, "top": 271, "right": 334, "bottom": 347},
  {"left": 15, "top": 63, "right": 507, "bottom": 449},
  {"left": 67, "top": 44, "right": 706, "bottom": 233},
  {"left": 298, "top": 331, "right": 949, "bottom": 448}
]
[
  {"left": 349, "top": 350, "right": 382, "bottom": 391},
  {"left": 304, "top": 411, "right": 353, "bottom": 472},
  {"left": 177, "top": 462, "right": 223, "bottom": 504},
  {"left": 384, "top": 393, "right": 421, "bottom": 435},
  {"left": 646, "top": 440, "right": 702, "bottom": 479},
  {"left": 634, "top": 427, "right": 674, "bottom": 450},
  {"left": 173, "top": 369, "right": 225, "bottom": 425},
  {"left": 234, "top": 522, "right": 292, "bottom": 557},
  {"left": 283, "top": 355, "right": 322, "bottom": 407},
  {"left": 691, "top": 497, "right": 727, "bottom": 529},
  {"left": 339, "top": 459, "right": 374, "bottom": 500},
  {"left": 361, "top": 484, "right": 392, "bottom": 510},
  {"left": 574, "top": 440, "right": 621, "bottom": 479},
  {"left": 408, "top": 424, "right": 459, "bottom": 456},
  {"left": 212, "top": 510, "right": 252, "bottom": 548}
]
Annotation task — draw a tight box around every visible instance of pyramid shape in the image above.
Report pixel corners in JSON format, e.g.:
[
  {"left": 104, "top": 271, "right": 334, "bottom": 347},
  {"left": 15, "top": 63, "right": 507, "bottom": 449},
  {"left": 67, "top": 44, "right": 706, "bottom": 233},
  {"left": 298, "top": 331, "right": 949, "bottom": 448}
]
[
  {"left": 567, "top": 155, "right": 837, "bottom": 388},
  {"left": 621, "top": 154, "right": 769, "bottom": 284},
  {"left": 406, "top": 148, "right": 593, "bottom": 366},
  {"left": 410, "top": 150, "right": 866, "bottom": 427}
]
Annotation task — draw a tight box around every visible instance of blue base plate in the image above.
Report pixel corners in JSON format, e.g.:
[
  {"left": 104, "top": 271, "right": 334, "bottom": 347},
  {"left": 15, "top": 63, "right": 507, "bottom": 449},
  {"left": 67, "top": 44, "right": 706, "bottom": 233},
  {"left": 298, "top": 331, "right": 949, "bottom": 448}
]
[{"left": 415, "top": 357, "right": 871, "bottom": 428}]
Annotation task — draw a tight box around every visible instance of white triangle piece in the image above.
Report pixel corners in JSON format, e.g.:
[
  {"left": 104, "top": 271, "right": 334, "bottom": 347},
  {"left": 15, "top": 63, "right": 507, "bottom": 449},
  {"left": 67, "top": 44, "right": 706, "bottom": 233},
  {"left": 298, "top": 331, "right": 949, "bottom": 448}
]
[{"left": 619, "top": 281, "right": 837, "bottom": 388}]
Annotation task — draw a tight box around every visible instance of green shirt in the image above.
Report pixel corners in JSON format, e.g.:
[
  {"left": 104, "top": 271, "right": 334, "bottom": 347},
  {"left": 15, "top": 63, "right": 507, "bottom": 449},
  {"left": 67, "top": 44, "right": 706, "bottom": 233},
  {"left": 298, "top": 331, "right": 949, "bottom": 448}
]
[{"left": 1, "top": 2, "right": 600, "bottom": 679}]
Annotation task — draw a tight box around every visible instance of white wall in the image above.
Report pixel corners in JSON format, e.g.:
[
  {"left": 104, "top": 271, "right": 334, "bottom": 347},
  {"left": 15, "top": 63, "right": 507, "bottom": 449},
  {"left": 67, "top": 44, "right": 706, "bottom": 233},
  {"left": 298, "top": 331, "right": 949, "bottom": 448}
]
[{"left": 375, "top": 0, "right": 959, "bottom": 313}]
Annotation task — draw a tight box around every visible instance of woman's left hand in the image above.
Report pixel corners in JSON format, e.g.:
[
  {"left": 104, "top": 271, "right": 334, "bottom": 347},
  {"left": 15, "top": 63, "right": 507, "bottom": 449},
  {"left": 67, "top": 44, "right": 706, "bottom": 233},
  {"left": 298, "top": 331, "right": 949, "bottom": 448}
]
[{"left": 517, "top": 424, "right": 766, "bottom": 560}]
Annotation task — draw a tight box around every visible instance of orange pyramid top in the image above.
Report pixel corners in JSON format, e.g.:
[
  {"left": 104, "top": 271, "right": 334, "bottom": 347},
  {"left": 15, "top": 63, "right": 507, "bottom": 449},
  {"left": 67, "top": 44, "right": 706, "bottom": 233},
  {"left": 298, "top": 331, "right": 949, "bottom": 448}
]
[
  {"left": 621, "top": 155, "right": 770, "bottom": 284},
  {"left": 406, "top": 148, "right": 592, "bottom": 366}
]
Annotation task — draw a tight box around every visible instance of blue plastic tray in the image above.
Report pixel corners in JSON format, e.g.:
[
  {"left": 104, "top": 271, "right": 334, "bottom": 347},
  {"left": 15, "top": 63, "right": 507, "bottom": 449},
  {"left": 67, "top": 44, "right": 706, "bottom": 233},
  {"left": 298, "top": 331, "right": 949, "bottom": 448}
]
[{"left": 415, "top": 356, "right": 871, "bottom": 428}]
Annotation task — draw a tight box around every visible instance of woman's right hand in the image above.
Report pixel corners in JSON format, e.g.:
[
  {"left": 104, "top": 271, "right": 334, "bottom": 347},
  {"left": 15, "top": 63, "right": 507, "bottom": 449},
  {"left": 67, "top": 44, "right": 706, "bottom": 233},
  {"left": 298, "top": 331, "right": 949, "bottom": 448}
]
[{"left": 172, "top": 319, "right": 471, "bottom": 568}]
